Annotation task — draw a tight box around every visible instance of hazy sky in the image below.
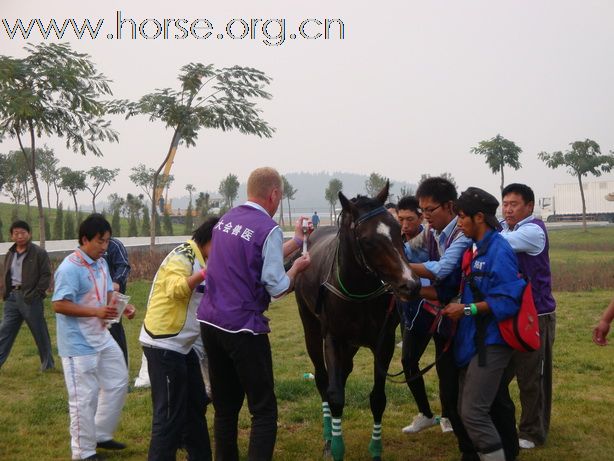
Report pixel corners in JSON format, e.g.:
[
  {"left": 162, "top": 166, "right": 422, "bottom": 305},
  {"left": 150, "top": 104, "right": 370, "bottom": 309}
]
[{"left": 2, "top": 0, "right": 614, "bottom": 208}]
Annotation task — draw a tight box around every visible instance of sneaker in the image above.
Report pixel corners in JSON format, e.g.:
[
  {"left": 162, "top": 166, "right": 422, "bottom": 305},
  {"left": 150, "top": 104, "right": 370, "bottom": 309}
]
[
  {"left": 519, "top": 438, "right": 535, "bottom": 449},
  {"left": 439, "top": 417, "right": 453, "bottom": 433},
  {"left": 402, "top": 413, "right": 438, "bottom": 433}
]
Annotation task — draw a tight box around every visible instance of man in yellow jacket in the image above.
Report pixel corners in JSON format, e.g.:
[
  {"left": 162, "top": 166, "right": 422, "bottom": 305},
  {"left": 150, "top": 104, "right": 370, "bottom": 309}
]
[{"left": 139, "top": 217, "right": 219, "bottom": 461}]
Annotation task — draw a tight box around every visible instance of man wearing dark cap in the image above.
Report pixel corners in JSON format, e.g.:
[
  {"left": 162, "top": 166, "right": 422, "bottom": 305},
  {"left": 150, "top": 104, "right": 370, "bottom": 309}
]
[{"left": 443, "top": 187, "right": 525, "bottom": 461}]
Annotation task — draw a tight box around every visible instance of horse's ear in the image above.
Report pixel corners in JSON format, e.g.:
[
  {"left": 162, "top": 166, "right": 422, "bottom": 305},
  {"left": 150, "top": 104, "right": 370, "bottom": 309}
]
[
  {"left": 339, "top": 191, "right": 358, "bottom": 218},
  {"left": 375, "top": 180, "right": 390, "bottom": 204}
]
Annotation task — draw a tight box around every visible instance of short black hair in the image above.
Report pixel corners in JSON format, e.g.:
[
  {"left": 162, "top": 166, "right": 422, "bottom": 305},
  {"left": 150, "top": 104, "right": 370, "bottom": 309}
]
[
  {"left": 502, "top": 183, "right": 535, "bottom": 205},
  {"left": 384, "top": 202, "right": 398, "bottom": 211},
  {"left": 397, "top": 196, "right": 421, "bottom": 215},
  {"left": 79, "top": 213, "right": 112, "bottom": 245},
  {"left": 10, "top": 220, "right": 30, "bottom": 234},
  {"left": 415, "top": 177, "right": 457, "bottom": 204},
  {"left": 192, "top": 216, "right": 220, "bottom": 246}
]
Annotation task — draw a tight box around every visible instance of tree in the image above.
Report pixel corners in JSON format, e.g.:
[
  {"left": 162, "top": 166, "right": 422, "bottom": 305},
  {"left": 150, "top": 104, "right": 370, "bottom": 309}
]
[
  {"left": 184, "top": 184, "right": 196, "bottom": 234},
  {"left": 126, "top": 63, "right": 274, "bottom": 249},
  {"left": 365, "top": 172, "right": 391, "bottom": 197},
  {"left": 53, "top": 203, "right": 64, "bottom": 240},
  {"left": 399, "top": 185, "right": 415, "bottom": 198},
  {"left": 0, "top": 42, "right": 122, "bottom": 248},
  {"left": 37, "top": 147, "right": 60, "bottom": 209},
  {"left": 59, "top": 168, "right": 86, "bottom": 222},
  {"left": 163, "top": 210, "right": 174, "bottom": 236},
  {"left": 539, "top": 139, "right": 614, "bottom": 231},
  {"left": 128, "top": 213, "right": 138, "bottom": 237},
  {"left": 219, "top": 174, "right": 240, "bottom": 209},
  {"left": 86, "top": 166, "right": 119, "bottom": 213},
  {"left": 112, "top": 208, "right": 121, "bottom": 237},
  {"left": 471, "top": 134, "right": 522, "bottom": 193},
  {"left": 129, "top": 164, "right": 173, "bottom": 213},
  {"left": 325, "top": 178, "right": 343, "bottom": 224},
  {"left": 195, "top": 192, "right": 211, "bottom": 220},
  {"left": 141, "top": 205, "right": 151, "bottom": 236},
  {"left": 64, "top": 209, "right": 75, "bottom": 240},
  {"left": 282, "top": 176, "right": 297, "bottom": 225},
  {"left": 418, "top": 172, "right": 457, "bottom": 189}
]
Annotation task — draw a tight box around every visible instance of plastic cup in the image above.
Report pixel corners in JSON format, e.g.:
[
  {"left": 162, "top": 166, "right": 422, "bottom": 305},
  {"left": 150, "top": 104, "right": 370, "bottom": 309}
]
[{"left": 108, "top": 292, "right": 130, "bottom": 325}]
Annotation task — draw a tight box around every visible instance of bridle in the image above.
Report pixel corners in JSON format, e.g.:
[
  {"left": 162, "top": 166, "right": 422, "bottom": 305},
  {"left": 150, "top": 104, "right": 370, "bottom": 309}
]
[{"left": 322, "top": 205, "right": 392, "bottom": 302}]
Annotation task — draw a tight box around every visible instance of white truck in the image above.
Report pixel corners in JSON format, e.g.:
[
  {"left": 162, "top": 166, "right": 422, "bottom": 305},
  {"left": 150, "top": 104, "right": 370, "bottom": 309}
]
[{"left": 539, "top": 180, "right": 614, "bottom": 222}]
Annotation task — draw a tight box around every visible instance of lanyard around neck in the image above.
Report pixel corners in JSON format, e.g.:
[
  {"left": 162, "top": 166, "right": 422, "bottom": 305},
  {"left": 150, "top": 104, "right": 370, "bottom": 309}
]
[{"left": 74, "top": 250, "right": 107, "bottom": 304}]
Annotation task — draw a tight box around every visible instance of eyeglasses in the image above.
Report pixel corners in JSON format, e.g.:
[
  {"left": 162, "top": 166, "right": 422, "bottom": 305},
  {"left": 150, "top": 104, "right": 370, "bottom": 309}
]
[{"left": 419, "top": 204, "right": 442, "bottom": 216}]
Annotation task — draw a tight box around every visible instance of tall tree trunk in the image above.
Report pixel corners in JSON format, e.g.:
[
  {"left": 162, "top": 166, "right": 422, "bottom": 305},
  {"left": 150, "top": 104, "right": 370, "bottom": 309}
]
[
  {"left": 17, "top": 125, "right": 46, "bottom": 248},
  {"left": 73, "top": 194, "right": 79, "bottom": 226},
  {"left": 92, "top": 196, "right": 97, "bottom": 213},
  {"left": 500, "top": 165, "right": 505, "bottom": 194},
  {"left": 46, "top": 183, "right": 51, "bottom": 210},
  {"left": 287, "top": 197, "right": 292, "bottom": 224},
  {"left": 151, "top": 128, "right": 181, "bottom": 250},
  {"left": 278, "top": 198, "right": 285, "bottom": 227},
  {"left": 578, "top": 173, "right": 587, "bottom": 232}
]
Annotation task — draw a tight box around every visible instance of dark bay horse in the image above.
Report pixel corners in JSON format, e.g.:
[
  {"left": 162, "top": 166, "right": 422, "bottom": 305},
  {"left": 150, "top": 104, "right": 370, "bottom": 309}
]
[{"left": 294, "top": 183, "right": 420, "bottom": 461}]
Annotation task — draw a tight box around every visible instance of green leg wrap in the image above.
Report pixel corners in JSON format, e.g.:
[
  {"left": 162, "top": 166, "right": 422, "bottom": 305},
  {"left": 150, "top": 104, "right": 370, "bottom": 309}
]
[
  {"left": 369, "top": 422, "right": 382, "bottom": 459},
  {"left": 323, "top": 415, "right": 332, "bottom": 442},
  {"left": 331, "top": 434, "right": 345, "bottom": 461}
]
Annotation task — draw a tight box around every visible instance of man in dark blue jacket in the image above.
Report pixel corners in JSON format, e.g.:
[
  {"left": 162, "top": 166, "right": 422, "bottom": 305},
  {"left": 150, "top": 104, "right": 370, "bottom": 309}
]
[{"left": 443, "top": 187, "right": 525, "bottom": 461}]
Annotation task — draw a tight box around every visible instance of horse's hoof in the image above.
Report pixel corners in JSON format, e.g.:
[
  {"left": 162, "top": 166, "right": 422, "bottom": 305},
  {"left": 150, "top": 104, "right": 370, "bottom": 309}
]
[{"left": 323, "top": 440, "right": 332, "bottom": 458}]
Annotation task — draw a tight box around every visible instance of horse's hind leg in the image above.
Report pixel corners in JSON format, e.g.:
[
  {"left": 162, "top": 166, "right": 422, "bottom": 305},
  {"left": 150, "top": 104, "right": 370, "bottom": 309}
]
[
  {"left": 368, "top": 330, "right": 396, "bottom": 461},
  {"left": 297, "top": 303, "right": 332, "bottom": 456}
]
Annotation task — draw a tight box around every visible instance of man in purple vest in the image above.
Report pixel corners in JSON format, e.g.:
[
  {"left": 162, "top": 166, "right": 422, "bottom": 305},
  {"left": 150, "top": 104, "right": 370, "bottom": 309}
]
[
  {"left": 500, "top": 183, "right": 556, "bottom": 450},
  {"left": 198, "top": 167, "right": 311, "bottom": 461}
]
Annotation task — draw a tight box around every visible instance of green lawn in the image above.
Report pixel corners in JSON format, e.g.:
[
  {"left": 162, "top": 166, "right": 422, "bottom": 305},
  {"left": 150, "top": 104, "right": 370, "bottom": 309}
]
[{"left": 0, "top": 286, "right": 613, "bottom": 460}]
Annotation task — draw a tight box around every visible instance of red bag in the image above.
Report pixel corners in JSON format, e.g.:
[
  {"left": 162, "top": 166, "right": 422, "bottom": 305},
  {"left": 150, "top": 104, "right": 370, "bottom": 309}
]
[
  {"left": 498, "top": 281, "right": 540, "bottom": 352},
  {"left": 461, "top": 248, "right": 540, "bottom": 352}
]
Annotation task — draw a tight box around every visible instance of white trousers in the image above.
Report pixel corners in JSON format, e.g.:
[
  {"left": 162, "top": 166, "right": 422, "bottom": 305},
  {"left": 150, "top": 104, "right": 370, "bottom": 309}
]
[{"left": 61, "top": 342, "right": 128, "bottom": 460}]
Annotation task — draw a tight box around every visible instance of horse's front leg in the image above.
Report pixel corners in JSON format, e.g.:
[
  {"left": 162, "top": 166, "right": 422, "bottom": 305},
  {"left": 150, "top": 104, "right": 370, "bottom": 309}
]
[
  {"left": 369, "top": 328, "right": 396, "bottom": 461},
  {"left": 324, "top": 334, "right": 356, "bottom": 461}
]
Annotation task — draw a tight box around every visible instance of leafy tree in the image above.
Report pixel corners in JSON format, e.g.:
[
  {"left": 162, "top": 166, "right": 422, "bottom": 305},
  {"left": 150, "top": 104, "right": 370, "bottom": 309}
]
[
  {"left": 325, "top": 178, "right": 343, "bottom": 224},
  {"left": 471, "top": 134, "right": 522, "bottom": 193},
  {"left": 399, "top": 185, "right": 415, "bottom": 198},
  {"left": 86, "top": 166, "right": 119, "bottom": 213},
  {"left": 539, "top": 139, "right": 614, "bottom": 231},
  {"left": 107, "top": 193, "right": 125, "bottom": 216},
  {"left": 418, "top": 172, "right": 457, "bottom": 189},
  {"left": 184, "top": 202, "right": 194, "bottom": 235},
  {"left": 365, "top": 172, "right": 391, "bottom": 196},
  {"left": 219, "top": 174, "right": 240, "bottom": 209},
  {"left": 128, "top": 214, "right": 138, "bottom": 237},
  {"left": 64, "top": 210, "right": 75, "bottom": 240},
  {"left": 126, "top": 63, "right": 274, "bottom": 249},
  {"left": 53, "top": 203, "right": 64, "bottom": 240},
  {"left": 36, "top": 147, "right": 59, "bottom": 209},
  {"left": 59, "top": 168, "right": 86, "bottom": 221},
  {"left": 0, "top": 42, "right": 121, "bottom": 248},
  {"left": 141, "top": 206, "right": 151, "bottom": 237},
  {"left": 195, "top": 192, "right": 211, "bottom": 220},
  {"left": 112, "top": 208, "right": 121, "bottom": 237},
  {"left": 163, "top": 210, "right": 174, "bottom": 236},
  {"left": 282, "top": 176, "right": 297, "bottom": 225},
  {"left": 129, "top": 164, "right": 173, "bottom": 212}
]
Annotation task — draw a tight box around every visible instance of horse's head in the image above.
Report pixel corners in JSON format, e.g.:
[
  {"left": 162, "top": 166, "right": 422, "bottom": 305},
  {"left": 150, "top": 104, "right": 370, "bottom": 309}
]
[{"left": 338, "top": 182, "right": 421, "bottom": 301}]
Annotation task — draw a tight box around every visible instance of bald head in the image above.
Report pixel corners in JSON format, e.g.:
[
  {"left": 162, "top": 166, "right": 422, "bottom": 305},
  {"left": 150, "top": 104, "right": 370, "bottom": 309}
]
[{"left": 247, "top": 167, "right": 283, "bottom": 201}]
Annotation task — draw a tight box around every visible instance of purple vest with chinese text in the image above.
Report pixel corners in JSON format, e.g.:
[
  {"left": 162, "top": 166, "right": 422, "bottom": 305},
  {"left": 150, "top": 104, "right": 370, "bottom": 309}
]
[
  {"left": 197, "top": 205, "right": 277, "bottom": 333},
  {"left": 515, "top": 218, "right": 556, "bottom": 315}
]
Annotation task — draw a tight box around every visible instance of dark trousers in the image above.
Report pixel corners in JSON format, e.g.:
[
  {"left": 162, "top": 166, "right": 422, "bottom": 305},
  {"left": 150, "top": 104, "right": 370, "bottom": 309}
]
[
  {"left": 201, "top": 324, "right": 277, "bottom": 461},
  {"left": 435, "top": 335, "right": 476, "bottom": 457},
  {"left": 109, "top": 320, "right": 128, "bottom": 365},
  {"left": 459, "top": 345, "right": 518, "bottom": 460},
  {"left": 504, "top": 312, "right": 555, "bottom": 445},
  {"left": 0, "top": 291, "right": 54, "bottom": 370},
  {"left": 143, "top": 346, "right": 211, "bottom": 461},
  {"left": 401, "top": 302, "right": 435, "bottom": 418}
]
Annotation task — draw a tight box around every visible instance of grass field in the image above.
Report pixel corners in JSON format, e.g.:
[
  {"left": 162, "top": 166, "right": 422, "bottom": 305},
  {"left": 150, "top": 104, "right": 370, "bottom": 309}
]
[{"left": 0, "top": 226, "right": 613, "bottom": 460}]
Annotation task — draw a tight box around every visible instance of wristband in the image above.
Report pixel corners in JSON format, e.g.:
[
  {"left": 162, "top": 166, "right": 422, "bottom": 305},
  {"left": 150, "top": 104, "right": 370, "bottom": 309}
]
[
  {"left": 200, "top": 269, "right": 206, "bottom": 279},
  {"left": 293, "top": 236, "right": 303, "bottom": 248},
  {"left": 470, "top": 303, "right": 478, "bottom": 316}
]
